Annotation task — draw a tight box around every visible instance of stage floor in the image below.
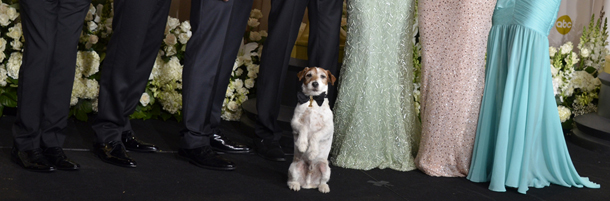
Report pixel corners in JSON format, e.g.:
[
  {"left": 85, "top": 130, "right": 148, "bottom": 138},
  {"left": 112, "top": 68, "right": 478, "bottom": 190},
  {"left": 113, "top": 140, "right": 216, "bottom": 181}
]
[{"left": 0, "top": 115, "right": 608, "bottom": 201}]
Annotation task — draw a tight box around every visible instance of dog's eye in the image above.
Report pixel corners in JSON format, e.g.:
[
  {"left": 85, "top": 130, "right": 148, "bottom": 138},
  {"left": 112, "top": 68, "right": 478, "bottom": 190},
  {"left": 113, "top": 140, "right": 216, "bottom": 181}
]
[
  {"left": 306, "top": 74, "right": 312, "bottom": 77},
  {"left": 320, "top": 75, "right": 326, "bottom": 79}
]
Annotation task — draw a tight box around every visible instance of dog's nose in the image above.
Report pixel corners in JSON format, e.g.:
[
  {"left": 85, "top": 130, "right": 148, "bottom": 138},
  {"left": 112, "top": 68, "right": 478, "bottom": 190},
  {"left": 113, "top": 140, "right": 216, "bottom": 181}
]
[{"left": 312, "top": 82, "right": 319, "bottom": 88}]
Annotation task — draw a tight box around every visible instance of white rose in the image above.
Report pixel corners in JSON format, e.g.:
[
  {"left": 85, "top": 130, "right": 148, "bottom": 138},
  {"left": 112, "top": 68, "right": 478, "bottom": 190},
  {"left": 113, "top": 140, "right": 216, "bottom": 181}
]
[
  {"left": 89, "top": 34, "right": 99, "bottom": 45},
  {"left": 235, "top": 68, "right": 243, "bottom": 76},
  {"left": 236, "top": 86, "right": 248, "bottom": 95},
  {"left": 247, "top": 18, "right": 260, "bottom": 27},
  {"left": 85, "top": 4, "right": 96, "bottom": 21},
  {"left": 7, "top": 23, "right": 22, "bottom": 40},
  {"left": 10, "top": 40, "right": 21, "bottom": 51},
  {"left": 580, "top": 48, "right": 590, "bottom": 58},
  {"left": 560, "top": 42, "right": 573, "bottom": 55},
  {"left": 549, "top": 47, "right": 557, "bottom": 57},
  {"left": 6, "top": 52, "right": 22, "bottom": 79},
  {"left": 557, "top": 105, "right": 571, "bottom": 123},
  {"left": 180, "top": 21, "right": 191, "bottom": 33},
  {"left": 96, "top": 4, "right": 104, "bottom": 20},
  {"left": 140, "top": 92, "right": 151, "bottom": 106},
  {"left": 244, "top": 78, "right": 255, "bottom": 89},
  {"left": 250, "top": 9, "right": 263, "bottom": 19},
  {"left": 249, "top": 31, "right": 262, "bottom": 42},
  {"left": 0, "top": 14, "right": 9, "bottom": 27},
  {"left": 247, "top": 69, "right": 258, "bottom": 79},
  {"left": 165, "top": 45, "right": 177, "bottom": 57},
  {"left": 7, "top": 6, "right": 17, "bottom": 21},
  {"left": 178, "top": 32, "right": 191, "bottom": 44},
  {"left": 233, "top": 78, "right": 243, "bottom": 89},
  {"left": 167, "top": 17, "right": 180, "bottom": 31},
  {"left": 164, "top": 33, "right": 178, "bottom": 46},
  {"left": 226, "top": 87, "right": 234, "bottom": 97},
  {"left": 227, "top": 101, "right": 238, "bottom": 111},
  {"left": 88, "top": 21, "right": 98, "bottom": 32},
  {"left": 259, "top": 30, "right": 268, "bottom": 37}
]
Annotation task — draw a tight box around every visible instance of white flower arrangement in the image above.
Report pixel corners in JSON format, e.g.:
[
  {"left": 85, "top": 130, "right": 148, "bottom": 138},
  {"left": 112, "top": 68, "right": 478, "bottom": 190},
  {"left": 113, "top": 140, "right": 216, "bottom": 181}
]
[
  {"left": 220, "top": 9, "right": 266, "bottom": 121},
  {"left": 550, "top": 12, "right": 606, "bottom": 128}
]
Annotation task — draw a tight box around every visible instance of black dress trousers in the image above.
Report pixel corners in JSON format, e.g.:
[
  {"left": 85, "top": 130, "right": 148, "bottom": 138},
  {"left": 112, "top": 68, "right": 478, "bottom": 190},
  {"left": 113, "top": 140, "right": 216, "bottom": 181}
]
[
  {"left": 181, "top": 0, "right": 254, "bottom": 149},
  {"left": 254, "top": 0, "right": 343, "bottom": 141},
  {"left": 13, "top": 0, "right": 91, "bottom": 151},
  {"left": 92, "top": 0, "right": 171, "bottom": 143}
]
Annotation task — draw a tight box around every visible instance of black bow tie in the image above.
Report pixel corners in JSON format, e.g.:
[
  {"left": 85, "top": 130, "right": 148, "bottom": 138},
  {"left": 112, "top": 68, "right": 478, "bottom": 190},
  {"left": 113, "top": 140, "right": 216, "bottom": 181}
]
[{"left": 297, "top": 91, "right": 326, "bottom": 107}]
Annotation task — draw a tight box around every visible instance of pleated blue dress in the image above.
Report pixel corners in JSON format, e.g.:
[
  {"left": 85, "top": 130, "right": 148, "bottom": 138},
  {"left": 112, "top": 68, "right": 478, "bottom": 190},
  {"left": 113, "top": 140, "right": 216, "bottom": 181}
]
[{"left": 466, "top": 0, "right": 601, "bottom": 194}]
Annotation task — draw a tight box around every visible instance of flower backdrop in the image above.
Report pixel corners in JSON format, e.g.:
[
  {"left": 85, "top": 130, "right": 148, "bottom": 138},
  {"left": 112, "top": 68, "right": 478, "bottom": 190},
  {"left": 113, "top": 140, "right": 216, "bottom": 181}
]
[
  {"left": 0, "top": 0, "right": 607, "bottom": 131},
  {"left": 550, "top": 13, "right": 606, "bottom": 129}
]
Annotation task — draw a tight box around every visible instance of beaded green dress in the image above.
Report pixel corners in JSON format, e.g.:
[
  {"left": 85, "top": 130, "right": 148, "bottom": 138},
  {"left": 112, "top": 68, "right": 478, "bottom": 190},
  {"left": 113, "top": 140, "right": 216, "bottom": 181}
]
[{"left": 330, "top": 0, "right": 421, "bottom": 171}]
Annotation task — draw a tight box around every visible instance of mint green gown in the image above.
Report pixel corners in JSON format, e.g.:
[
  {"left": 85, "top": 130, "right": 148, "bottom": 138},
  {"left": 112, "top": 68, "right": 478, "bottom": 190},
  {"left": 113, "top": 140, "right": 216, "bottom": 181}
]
[
  {"left": 330, "top": 0, "right": 421, "bottom": 171},
  {"left": 466, "top": 0, "right": 601, "bottom": 194}
]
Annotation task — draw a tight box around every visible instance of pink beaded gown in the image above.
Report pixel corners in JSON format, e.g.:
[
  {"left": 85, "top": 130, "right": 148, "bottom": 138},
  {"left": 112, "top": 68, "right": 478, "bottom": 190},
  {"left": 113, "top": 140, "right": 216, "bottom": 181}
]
[{"left": 415, "top": 0, "right": 496, "bottom": 177}]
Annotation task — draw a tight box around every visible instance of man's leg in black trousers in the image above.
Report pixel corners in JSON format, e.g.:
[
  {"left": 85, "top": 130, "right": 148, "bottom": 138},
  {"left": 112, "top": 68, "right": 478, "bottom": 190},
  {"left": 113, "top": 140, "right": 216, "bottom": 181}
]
[
  {"left": 207, "top": 0, "right": 254, "bottom": 155},
  {"left": 41, "top": 0, "right": 91, "bottom": 149},
  {"left": 13, "top": 0, "right": 59, "bottom": 152},
  {"left": 36, "top": 0, "right": 91, "bottom": 171},
  {"left": 118, "top": 0, "right": 171, "bottom": 153},
  {"left": 307, "top": 0, "right": 342, "bottom": 106},
  {"left": 92, "top": 0, "right": 170, "bottom": 168},
  {"left": 254, "top": 0, "right": 309, "bottom": 161},
  {"left": 179, "top": 0, "right": 253, "bottom": 171}
]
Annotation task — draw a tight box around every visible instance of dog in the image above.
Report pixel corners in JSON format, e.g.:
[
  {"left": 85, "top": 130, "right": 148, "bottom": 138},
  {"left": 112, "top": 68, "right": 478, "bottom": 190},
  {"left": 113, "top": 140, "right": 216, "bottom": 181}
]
[{"left": 287, "top": 67, "right": 337, "bottom": 193}]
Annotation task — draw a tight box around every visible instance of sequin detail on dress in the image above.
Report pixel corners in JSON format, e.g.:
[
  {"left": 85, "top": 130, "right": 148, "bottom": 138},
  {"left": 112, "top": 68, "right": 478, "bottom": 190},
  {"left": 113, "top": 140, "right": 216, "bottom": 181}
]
[
  {"left": 415, "top": 0, "right": 496, "bottom": 177},
  {"left": 330, "top": 0, "right": 421, "bottom": 171}
]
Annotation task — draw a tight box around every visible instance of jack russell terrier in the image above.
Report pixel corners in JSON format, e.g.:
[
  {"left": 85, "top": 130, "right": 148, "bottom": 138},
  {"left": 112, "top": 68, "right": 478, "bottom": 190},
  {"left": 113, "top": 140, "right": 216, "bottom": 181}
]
[{"left": 288, "top": 67, "right": 337, "bottom": 193}]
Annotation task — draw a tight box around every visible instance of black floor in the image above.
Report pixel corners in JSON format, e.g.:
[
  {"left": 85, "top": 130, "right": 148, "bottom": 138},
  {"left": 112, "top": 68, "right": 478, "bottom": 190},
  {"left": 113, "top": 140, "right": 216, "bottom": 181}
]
[{"left": 0, "top": 115, "right": 608, "bottom": 201}]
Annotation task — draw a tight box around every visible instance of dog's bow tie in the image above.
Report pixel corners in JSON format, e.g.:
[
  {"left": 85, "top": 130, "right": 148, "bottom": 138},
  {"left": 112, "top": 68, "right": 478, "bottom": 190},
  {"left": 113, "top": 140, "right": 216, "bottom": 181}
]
[{"left": 297, "top": 91, "right": 326, "bottom": 107}]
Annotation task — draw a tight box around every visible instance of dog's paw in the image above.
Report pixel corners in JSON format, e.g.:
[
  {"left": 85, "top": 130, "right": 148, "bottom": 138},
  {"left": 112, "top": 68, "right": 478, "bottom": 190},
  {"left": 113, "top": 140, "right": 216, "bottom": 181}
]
[
  {"left": 296, "top": 140, "right": 308, "bottom": 153},
  {"left": 318, "top": 183, "right": 330, "bottom": 193},
  {"left": 288, "top": 182, "right": 301, "bottom": 191},
  {"left": 307, "top": 150, "right": 319, "bottom": 160}
]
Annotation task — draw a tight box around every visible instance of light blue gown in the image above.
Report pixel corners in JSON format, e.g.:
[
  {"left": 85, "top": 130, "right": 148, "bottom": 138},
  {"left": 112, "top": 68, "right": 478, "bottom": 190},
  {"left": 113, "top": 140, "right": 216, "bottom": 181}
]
[{"left": 466, "top": 0, "right": 601, "bottom": 194}]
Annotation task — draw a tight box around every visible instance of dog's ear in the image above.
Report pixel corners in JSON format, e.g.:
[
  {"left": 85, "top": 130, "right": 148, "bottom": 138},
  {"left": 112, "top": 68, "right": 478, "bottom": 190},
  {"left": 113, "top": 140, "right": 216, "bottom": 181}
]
[
  {"left": 297, "top": 67, "right": 310, "bottom": 81},
  {"left": 326, "top": 70, "right": 337, "bottom": 86}
]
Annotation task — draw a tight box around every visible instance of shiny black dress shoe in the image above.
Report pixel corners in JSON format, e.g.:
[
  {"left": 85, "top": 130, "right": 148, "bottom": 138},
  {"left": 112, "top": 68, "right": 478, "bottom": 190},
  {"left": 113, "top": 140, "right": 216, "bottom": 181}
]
[
  {"left": 11, "top": 147, "right": 55, "bottom": 172},
  {"left": 178, "top": 146, "right": 236, "bottom": 171},
  {"left": 94, "top": 141, "right": 137, "bottom": 168},
  {"left": 254, "top": 139, "right": 286, "bottom": 162},
  {"left": 43, "top": 147, "right": 80, "bottom": 171},
  {"left": 122, "top": 131, "right": 159, "bottom": 153},
  {"left": 210, "top": 134, "right": 252, "bottom": 154}
]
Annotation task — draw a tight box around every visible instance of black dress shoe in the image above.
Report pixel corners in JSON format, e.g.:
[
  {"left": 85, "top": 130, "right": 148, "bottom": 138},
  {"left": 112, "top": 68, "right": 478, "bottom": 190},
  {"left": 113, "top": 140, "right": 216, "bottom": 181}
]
[
  {"left": 11, "top": 147, "right": 55, "bottom": 172},
  {"left": 210, "top": 134, "right": 252, "bottom": 154},
  {"left": 122, "top": 131, "right": 159, "bottom": 153},
  {"left": 254, "top": 139, "right": 286, "bottom": 162},
  {"left": 178, "top": 146, "right": 236, "bottom": 171},
  {"left": 94, "top": 141, "right": 137, "bottom": 168},
  {"left": 43, "top": 147, "right": 80, "bottom": 171}
]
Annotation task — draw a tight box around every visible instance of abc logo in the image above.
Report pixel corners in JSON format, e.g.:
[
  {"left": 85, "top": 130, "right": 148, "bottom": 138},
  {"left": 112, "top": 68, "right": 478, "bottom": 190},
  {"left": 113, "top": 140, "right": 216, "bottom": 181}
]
[{"left": 556, "top": 15, "right": 572, "bottom": 35}]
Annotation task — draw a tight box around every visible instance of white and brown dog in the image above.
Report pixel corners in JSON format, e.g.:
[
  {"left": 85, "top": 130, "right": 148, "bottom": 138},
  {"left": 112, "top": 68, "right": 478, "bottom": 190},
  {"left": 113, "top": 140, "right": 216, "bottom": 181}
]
[{"left": 288, "top": 67, "right": 336, "bottom": 193}]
